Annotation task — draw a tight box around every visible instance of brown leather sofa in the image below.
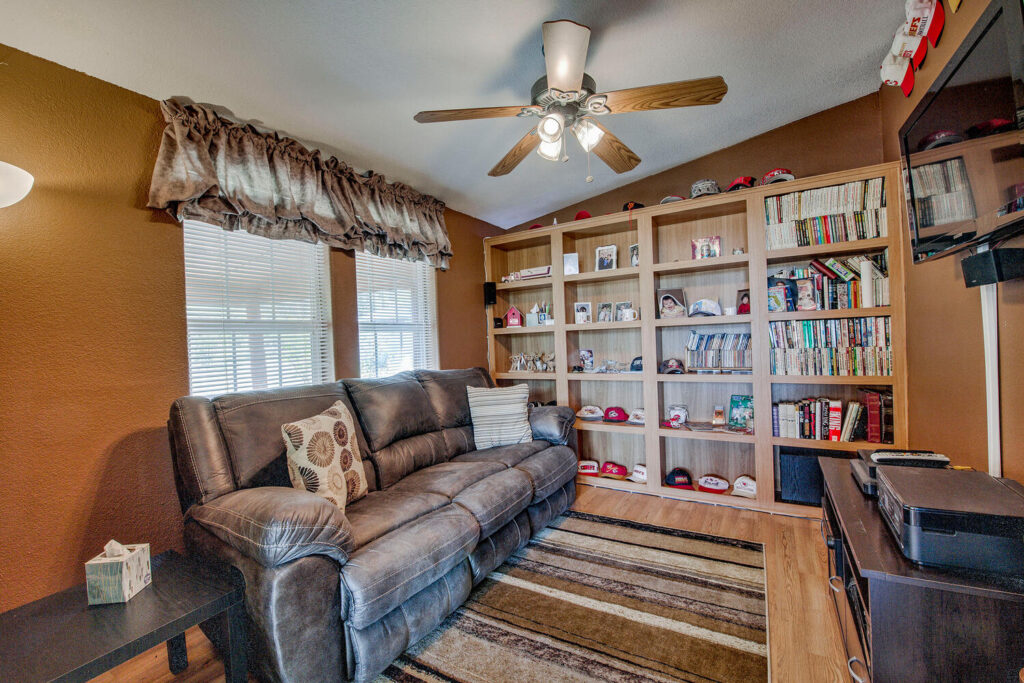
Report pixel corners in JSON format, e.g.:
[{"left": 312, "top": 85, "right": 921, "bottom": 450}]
[{"left": 168, "top": 367, "right": 577, "bottom": 682}]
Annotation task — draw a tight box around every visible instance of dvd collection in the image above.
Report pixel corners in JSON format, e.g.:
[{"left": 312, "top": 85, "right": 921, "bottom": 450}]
[
  {"left": 684, "top": 331, "right": 752, "bottom": 373},
  {"left": 768, "top": 316, "right": 892, "bottom": 376},
  {"left": 764, "top": 177, "right": 887, "bottom": 249},
  {"left": 910, "top": 158, "right": 975, "bottom": 227}
]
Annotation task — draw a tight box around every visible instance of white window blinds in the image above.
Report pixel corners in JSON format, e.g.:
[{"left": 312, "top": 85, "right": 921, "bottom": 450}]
[
  {"left": 182, "top": 220, "right": 334, "bottom": 397},
  {"left": 355, "top": 251, "right": 439, "bottom": 378}
]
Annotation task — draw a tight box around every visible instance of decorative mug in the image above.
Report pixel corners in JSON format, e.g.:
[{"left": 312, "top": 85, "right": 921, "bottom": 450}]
[{"left": 621, "top": 309, "right": 639, "bottom": 321}]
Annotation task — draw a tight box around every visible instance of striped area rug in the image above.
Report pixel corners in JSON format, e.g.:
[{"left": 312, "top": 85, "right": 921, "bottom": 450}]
[{"left": 377, "top": 511, "right": 768, "bottom": 682}]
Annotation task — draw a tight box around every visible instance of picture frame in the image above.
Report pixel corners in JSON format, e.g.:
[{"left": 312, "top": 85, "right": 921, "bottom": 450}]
[
  {"left": 629, "top": 243, "right": 639, "bottom": 268},
  {"left": 563, "top": 252, "right": 580, "bottom": 275},
  {"left": 691, "top": 235, "right": 722, "bottom": 260},
  {"left": 579, "top": 349, "right": 594, "bottom": 371},
  {"left": 595, "top": 244, "right": 617, "bottom": 271},
  {"left": 728, "top": 395, "right": 754, "bottom": 430},
  {"left": 573, "top": 302, "right": 592, "bottom": 324},
  {"left": 614, "top": 301, "right": 633, "bottom": 322},
  {"left": 597, "top": 302, "right": 614, "bottom": 323},
  {"left": 656, "top": 288, "right": 687, "bottom": 319},
  {"left": 736, "top": 288, "right": 751, "bottom": 315}
]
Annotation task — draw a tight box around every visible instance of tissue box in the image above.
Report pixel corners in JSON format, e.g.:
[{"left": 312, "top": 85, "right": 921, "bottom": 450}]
[{"left": 85, "top": 543, "right": 152, "bottom": 605}]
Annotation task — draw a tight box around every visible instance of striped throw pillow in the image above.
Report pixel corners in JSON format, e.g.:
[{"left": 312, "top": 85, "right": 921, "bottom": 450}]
[{"left": 467, "top": 384, "right": 532, "bottom": 449}]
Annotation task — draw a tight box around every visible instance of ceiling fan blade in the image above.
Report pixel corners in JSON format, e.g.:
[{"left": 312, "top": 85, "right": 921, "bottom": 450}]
[
  {"left": 542, "top": 20, "right": 591, "bottom": 93},
  {"left": 602, "top": 76, "right": 728, "bottom": 114},
  {"left": 414, "top": 105, "right": 528, "bottom": 123},
  {"left": 488, "top": 128, "right": 540, "bottom": 176},
  {"left": 589, "top": 119, "right": 640, "bottom": 174}
]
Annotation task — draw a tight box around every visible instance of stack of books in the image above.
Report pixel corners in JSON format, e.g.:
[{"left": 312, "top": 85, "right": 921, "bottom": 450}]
[
  {"left": 683, "top": 331, "right": 752, "bottom": 373},
  {"left": 860, "top": 388, "right": 895, "bottom": 443},
  {"left": 768, "top": 250, "right": 890, "bottom": 311},
  {"left": 910, "top": 158, "right": 976, "bottom": 227},
  {"left": 772, "top": 398, "right": 865, "bottom": 441},
  {"left": 764, "top": 177, "right": 887, "bottom": 249},
  {"left": 768, "top": 316, "right": 892, "bottom": 376}
]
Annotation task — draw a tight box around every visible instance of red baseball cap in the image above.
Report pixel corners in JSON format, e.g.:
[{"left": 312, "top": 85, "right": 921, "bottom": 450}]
[
  {"left": 697, "top": 474, "right": 729, "bottom": 494},
  {"left": 575, "top": 210, "right": 592, "bottom": 221},
  {"left": 577, "top": 460, "right": 599, "bottom": 476},
  {"left": 761, "top": 168, "right": 795, "bottom": 185},
  {"left": 603, "top": 406, "right": 628, "bottom": 422},
  {"left": 904, "top": 0, "right": 945, "bottom": 48},
  {"left": 880, "top": 54, "right": 915, "bottom": 97},
  {"left": 726, "top": 176, "right": 757, "bottom": 192},
  {"left": 890, "top": 31, "right": 927, "bottom": 70},
  {"left": 599, "top": 461, "right": 628, "bottom": 479},
  {"left": 528, "top": 223, "right": 544, "bottom": 230}
]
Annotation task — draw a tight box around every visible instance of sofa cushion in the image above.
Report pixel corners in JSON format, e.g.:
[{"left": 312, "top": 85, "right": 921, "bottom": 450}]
[
  {"left": 466, "top": 384, "right": 532, "bottom": 449},
  {"left": 282, "top": 400, "right": 369, "bottom": 511},
  {"left": 389, "top": 461, "right": 504, "bottom": 500},
  {"left": 452, "top": 440, "right": 548, "bottom": 468},
  {"left": 369, "top": 431, "right": 449, "bottom": 490},
  {"left": 340, "top": 505, "right": 478, "bottom": 629},
  {"left": 514, "top": 445, "right": 579, "bottom": 503},
  {"left": 440, "top": 426, "right": 475, "bottom": 459},
  {"left": 345, "top": 489, "right": 449, "bottom": 549},
  {"left": 344, "top": 372, "right": 440, "bottom": 452},
  {"left": 452, "top": 468, "right": 533, "bottom": 539},
  {"left": 468, "top": 512, "right": 531, "bottom": 584},
  {"left": 414, "top": 367, "right": 493, "bottom": 428}
]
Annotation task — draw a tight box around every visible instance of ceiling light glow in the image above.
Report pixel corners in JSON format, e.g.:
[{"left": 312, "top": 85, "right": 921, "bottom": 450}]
[
  {"left": 572, "top": 119, "right": 604, "bottom": 152},
  {"left": 0, "top": 161, "right": 33, "bottom": 208},
  {"left": 537, "top": 138, "right": 562, "bottom": 162},
  {"left": 536, "top": 112, "right": 564, "bottom": 144}
]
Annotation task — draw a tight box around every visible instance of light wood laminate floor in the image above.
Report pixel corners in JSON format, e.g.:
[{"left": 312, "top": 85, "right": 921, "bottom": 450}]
[{"left": 94, "top": 484, "right": 846, "bottom": 682}]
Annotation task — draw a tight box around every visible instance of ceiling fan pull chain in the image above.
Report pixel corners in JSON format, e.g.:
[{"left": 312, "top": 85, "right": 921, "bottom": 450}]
[{"left": 585, "top": 146, "right": 593, "bottom": 183}]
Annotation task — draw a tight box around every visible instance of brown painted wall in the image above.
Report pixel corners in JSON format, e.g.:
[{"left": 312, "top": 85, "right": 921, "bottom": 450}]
[
  {"left": 0, "top": 45, "right": 500, "bottom": 612},
  {"left": 510, "top": 94, "right": 884, "bottom": 231}
]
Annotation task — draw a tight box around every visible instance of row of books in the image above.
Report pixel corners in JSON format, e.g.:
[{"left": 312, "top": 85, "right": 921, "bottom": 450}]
[
  {"left": 768, "top": 252, "right": 891, "bottom": 311},
  {"left": 769, "top": 347, "right": 893, "bottom": 376},
  {"left": 915, "top": 190, "right": 976, "bottom": 227},
  {"left": 768, "top": 317, "right": 891, "bottom": 350},
  {"left": 764, "top": 208, "right": 888, "bottom": 250},
  {"left": 772, "top": 399, "right": 865, "bottom": 442},
  {"left": 910, "top": 158, "right": 970, "bottom": 198},
  {"left": 683, "top": 331, "right": 752, "bottom": 372},
  {"left": 764, "top": 177, "right": 886, "bottom": 224},
  {"left": 860, "top": 388, "right": 895, "bottom": 444}
]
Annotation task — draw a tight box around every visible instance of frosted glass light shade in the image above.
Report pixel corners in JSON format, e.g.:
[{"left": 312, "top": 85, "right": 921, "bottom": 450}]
[
  {"left": 572, "top": 119, "right": 604, "bottom": 152},
  {"left": 0, "top": 161, "right": 33, "bottom": 208},
  {"left": 537, "top": 138, "right": 562, "bottom": 161}
]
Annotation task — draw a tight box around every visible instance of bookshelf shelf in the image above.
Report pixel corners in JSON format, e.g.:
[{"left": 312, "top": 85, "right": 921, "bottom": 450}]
[
  {"left": 492, "top": 326, "right": 556, "bottom": 335},
  {"left": 484, "top": 160, "right": 907, "bottom": 518}
]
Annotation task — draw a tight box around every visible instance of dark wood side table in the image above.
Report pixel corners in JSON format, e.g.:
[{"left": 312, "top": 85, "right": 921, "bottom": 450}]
[
  {"left": 820, "top": 457, "right": 1024, "bottom": 682},
  {"left": 0, "top": 550, "right": 246, "bottom": 683}
]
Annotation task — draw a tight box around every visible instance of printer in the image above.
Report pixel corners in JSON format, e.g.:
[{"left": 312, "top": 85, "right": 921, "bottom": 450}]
[{"left": 876, "top": 466, "right": 1024, "bottom": 576}]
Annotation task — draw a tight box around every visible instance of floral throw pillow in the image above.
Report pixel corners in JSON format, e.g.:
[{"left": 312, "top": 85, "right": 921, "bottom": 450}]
[{"left": 282, "top": 400, "right": 368, "bottom": 511}]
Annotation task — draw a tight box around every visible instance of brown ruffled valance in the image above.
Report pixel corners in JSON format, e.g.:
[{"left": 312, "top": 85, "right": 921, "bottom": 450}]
[{"left": 148, "top": 99, "right": 452, "bottom": 269}]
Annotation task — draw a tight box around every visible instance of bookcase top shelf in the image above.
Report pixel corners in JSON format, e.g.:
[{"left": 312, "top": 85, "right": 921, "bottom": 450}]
[{"left": 484, "top": 160, "right": 908, "bottom": 519}]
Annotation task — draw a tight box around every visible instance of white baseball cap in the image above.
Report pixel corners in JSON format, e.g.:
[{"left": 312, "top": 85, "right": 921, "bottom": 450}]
[
  {"left": 626, "top": 408, "right": 646, "bottom": 425},
  {"left": 731, "top": 475, "right": 757, "bottom": 498},
  {"left": 576, "top": 405, "right": 603, "bottom": 421},
  {"left": 627, "top": 464, "right": 648, "bottom": 483},
  {"left": 688, "top": 299, "right": 722, "bottom": 317}
]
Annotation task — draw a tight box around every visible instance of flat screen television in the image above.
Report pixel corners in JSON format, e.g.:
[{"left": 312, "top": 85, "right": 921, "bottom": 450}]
[{"left": 900, "top": 0, "right": 1024, "bottom": 263}]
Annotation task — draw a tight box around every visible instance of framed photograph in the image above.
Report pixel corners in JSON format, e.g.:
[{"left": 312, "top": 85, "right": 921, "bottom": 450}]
[
  {"left": 595, "top": 244, "right": 617, "bottom": 271},
  {"left": 579, "top": 349, "right": 594, "bottom": 371},
  {"left": 656, "top": 288, "right": 687, "bottom": 319},
  {"left": 573, "top": 302, "right": 592, "bottom": 324},
  {"left": 711, "top": 404, "right": 727, "bottom": 426},
  {"left": 563, "top": 252, "right": 580, "bottom": 275},
  {"left": 597, "top": 302, "right": 614, "bottom": 323},
  {"left": 691, "top": 235, "right": 722, "bottom": 260},
  {"left": 614, "top": 301, "right": 633, "bottom": 321},
  {"left": 629, "top": 243, "right": 639, "bottom": 267},
  {"left": 736, "top": 289, "right": 751, "bottom": 315},
  {"left": 728, "top": 395, "right": 754, "bottom": 430},
  {"left": 796, "top": 278, "right": 817, "bottom": 310}
]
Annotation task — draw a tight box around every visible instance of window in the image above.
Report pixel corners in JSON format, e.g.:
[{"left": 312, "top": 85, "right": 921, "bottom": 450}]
[
  {"left": 355, "top": 251, "right": 438, "bottom": 378},
  {"left": 182, "top": 221, "right": 334, "bottom": 397}
]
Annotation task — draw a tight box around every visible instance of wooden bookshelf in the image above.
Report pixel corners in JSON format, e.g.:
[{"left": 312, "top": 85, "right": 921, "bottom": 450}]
[{"left": 483, "top": 161, "right": 909, "bottom": 517}]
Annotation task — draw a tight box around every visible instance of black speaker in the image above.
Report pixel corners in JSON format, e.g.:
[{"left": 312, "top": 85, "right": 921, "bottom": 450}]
[
  {"left": 961, "top": 248, "right": 1024, "bottom": 287},
  {"left": 483, "top": 281, "right": 497, "bottom": 305},
  {"left": 779, "top": 453, "right": 824, "bottom": 506}
]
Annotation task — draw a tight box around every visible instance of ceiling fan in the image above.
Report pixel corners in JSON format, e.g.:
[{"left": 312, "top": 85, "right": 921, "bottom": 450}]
[{"left": 414, "top": 20, "right": 728, "bottom": 178}]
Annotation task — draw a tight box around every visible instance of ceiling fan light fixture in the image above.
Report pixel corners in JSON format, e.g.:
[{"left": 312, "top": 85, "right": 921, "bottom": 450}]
[
  {"left": 537, "top": 138, "right": 563, "bottom": 162},
  {"left": 536, "top": 112, "right": 564, "bottom": 144},
  {"left": 572, "top": 118, "right": 604, "bottom": 152}
]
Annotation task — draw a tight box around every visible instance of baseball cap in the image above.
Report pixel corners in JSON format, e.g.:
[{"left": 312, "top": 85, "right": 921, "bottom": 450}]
[
  {"left": 664, "top": 467, "right": 694, "bottom": 489},
  {"left": 966, "top": 118, "right": 1015, "bottom": 139},
  {"left": 528, "top": 223, "right": 544, "bottom": 230},
  {"left": 576, "top": 405, "right": 603, "bottom": 421},
  {"left": 627, "top": 464, "right": 647, "bottom": 483},
  {"left": 659, "top": 358, "right": 683, "bottom": 374},
  {"left": 690, "top": 178, "right": 721, "bottom": 199},
  {"left": 880, "top": 53, "right": 914, "bottom": 97},
  {"left": 731, "top": 475, "right": 757, "bottom": 499},
  {"left": 697, "top": 474, "right": 729, "bottom": 494},
  {"left": 574, "top": 210, "right": 592, "bottom": 221},
  {"left": 630, "top": 356, "right": 643, "bottom": 372},
  {"left": 761, "top": 168, "right": 796, "bottom": 185},
  {"left": 918, "top": 129, "right": 963, "bottom": 151},
  {"left": 660, "top": 195, "right": 685, "bottom": 204},
  {"left": 626, "top": 408, "right": 646, "bottom": 425},
  {"left": 600, "top": 461, "right": 628, "bottom": 479},
  {"left": 890, "top": 31, "right": 927, "bottom": 70},
  {"left": 622, "top": 201, "right": 645, "bottom": 211},
  {"left": 726, "top": 176, "right": 757, "bottom": 192},
  {"left": 904, "top": 0, "right": 945, "bottom": 48},
  {"left": 577, "top": 460, "right": 599, "bottom": 476},
  {"left": 603, "top": 406, "right": 628, "bottom": 422},
  {"left": 688, "top": 299, "right": 722, "bottom": 317}
]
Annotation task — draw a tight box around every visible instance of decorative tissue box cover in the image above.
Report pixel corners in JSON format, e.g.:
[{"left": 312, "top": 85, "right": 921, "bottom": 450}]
[{"left": 85, "top": 543, "right": 152, "bottom": 605}]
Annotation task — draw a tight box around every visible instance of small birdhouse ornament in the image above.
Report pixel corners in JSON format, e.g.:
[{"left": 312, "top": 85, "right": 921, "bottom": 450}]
[{"left": 505, "top": 305, "right": 523, "bottom": 328}]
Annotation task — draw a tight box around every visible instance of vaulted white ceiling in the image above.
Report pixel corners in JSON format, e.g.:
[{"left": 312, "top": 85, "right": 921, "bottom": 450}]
[{"left": 0, "top": 0, "right": 905, "bottom": 228}]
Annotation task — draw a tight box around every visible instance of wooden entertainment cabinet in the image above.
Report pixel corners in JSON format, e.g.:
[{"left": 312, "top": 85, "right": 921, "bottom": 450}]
[
  {"left": 821, "top": 457, "right": 1024, "bottom": 682},
  {"left": 482, "top": 161, "right": 909, "bottom": 515}
]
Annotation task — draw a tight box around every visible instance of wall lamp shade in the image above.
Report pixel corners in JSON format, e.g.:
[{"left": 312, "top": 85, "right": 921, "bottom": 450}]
[{"left": 0, "top": 161, "right": 33, "bottom": 208}]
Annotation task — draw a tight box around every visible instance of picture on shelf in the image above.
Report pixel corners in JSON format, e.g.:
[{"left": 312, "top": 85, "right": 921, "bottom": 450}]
[
  {"left": 691, "top": 235, "right": 721, "bottom": 260},
  {"left": 597, "top": 302, "right": 614, "bottom": 323},
  {"left": 711, "top": 405, "right": 726, "bottom": 425},
  {"left": 574, "top": 302, "right": 592, "bottom": 324},
  {"left": 578, "top": 349, "right": 594, "bottom": 371},
  {"left": 766, "top": 276, "right": 797, "bottom": 312},
  {"left": 629, "top": 243, "right": 639, "bottom": 267},
  {"left": 736, "top": 289, "right": 751, "bottom": 315},
  {"left": 614, "top": 301, "right": 633, "bottom": 322},
  {"left": 796, "top": 278, "right": 817, "bottom": 311},
  {"left": 656, "top": 288, "right": 687, "bottom": 319},
  {"left": 563, "top": 252, "right": 580, "bottom": 275},
  {"left": 595, "top": 244, "right": 617, "bottom": 271},
  {"left": 728, "top": 395, "right": 754, "bottom": 431}
]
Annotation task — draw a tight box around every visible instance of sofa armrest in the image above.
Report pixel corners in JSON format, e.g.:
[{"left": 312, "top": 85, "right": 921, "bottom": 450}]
[
  {"left": 186, "top": 486, "right": 354, "bottom": 568},
  {"left": 528, "top": 405, "right": 576, "bottom": 446}
]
